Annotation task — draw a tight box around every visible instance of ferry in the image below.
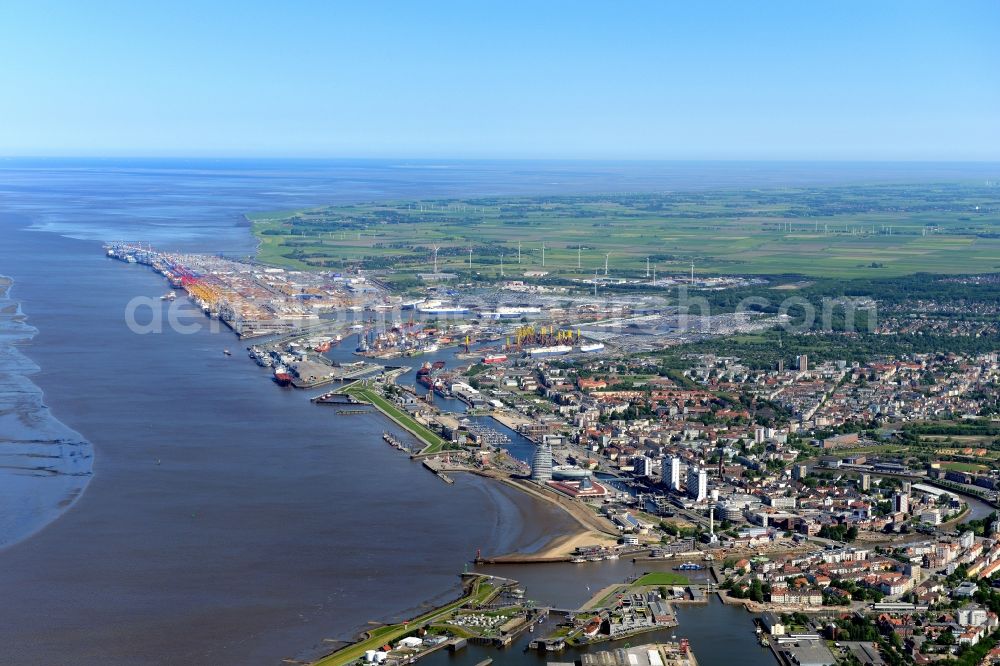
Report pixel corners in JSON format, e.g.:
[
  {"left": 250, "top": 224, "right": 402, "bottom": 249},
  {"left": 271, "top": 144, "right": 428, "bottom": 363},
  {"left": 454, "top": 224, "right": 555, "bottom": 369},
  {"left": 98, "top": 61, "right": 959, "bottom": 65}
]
[
  {"left": 673, "top": 562, "right": 703, "bottom": 571},
  {"left": 160, "top": 291, "right": 177, "bottom": 301},
  {"left": 579, "top": 342, "right": 605, "bottom": 353},
  {"left": 483, "top": 353, "right": 508, "bottom": 364}
]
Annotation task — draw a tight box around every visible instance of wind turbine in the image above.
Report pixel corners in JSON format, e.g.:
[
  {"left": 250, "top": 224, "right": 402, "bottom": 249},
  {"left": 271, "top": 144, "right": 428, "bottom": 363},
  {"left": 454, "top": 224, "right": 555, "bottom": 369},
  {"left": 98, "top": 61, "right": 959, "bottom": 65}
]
[
  {"left": 431, "top": 246, "right": 440, "bottom": 274},
  {"left": 517, "top": 241, "right": 521, "bottom": 264},
  {"left": 577, "top": 245, "right": 582, "bottom": 269},
  {"left": 541, "top": 241, "right": 546, "bottom": 267},
  {"left": 646, "top": 257, "right": 650, "bottom": 278},
  {"left": 604, "top": 253, "right": 610, "bottom": 276},
  {"left": 594, "top": 268, "right": 599, "bottom": 297},
  {"left": 500, "top": 253, "right": 504, "bottom": 277}
]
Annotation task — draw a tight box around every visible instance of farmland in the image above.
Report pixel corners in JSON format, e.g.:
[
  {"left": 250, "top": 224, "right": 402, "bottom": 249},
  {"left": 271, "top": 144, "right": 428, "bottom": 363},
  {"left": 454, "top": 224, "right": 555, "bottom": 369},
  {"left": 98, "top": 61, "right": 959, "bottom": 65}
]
[{"left": 250, "top": 182, "right": 1000, "bottom": 279}]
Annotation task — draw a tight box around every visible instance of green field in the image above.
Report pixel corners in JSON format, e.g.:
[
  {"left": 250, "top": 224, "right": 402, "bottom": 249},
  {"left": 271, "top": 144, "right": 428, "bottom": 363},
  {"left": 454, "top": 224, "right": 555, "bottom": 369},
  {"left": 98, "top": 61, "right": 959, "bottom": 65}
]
[
  {"left": 312, "top": 578, "right": 496, "bottom": 666},
  {"left": 344, "top": 385, "right": 447, "bottom": 453},
  {"left": 631, "top": 572, "right": 691, "bottom": 587},
  {"left": 250, "top": 184, "right": 1000, "bottom": 279},
  {"left": 937, "top": 461, "right": 991, "bottom": 473}
]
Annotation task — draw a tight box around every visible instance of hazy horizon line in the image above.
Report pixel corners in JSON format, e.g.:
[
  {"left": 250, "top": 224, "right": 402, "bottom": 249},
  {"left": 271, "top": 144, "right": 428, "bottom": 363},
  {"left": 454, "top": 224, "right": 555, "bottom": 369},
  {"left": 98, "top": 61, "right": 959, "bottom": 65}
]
[{"left": 2, "top": 155, "right": 999, "bottom": 164}]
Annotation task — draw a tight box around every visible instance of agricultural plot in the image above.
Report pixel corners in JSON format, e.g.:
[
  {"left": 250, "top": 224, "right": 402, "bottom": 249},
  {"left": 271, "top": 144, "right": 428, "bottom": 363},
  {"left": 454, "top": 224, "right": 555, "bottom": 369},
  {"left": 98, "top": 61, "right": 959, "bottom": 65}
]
[{"left": 251, "top": 183, "right": 1000, "bottom": 279}]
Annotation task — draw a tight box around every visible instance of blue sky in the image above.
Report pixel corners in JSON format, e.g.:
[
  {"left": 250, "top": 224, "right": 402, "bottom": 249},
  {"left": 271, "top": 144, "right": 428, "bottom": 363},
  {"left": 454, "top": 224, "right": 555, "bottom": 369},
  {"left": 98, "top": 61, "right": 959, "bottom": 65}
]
[{"left": 1, "top": 1, "right": 997, "bottom": 159}]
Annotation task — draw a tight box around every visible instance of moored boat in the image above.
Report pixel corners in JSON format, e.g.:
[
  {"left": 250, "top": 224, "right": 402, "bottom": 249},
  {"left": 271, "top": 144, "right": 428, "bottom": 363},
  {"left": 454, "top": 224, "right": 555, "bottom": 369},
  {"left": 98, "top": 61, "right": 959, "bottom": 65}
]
[{"left": 273, "top": 365, "right": 293, "bottom": 387}]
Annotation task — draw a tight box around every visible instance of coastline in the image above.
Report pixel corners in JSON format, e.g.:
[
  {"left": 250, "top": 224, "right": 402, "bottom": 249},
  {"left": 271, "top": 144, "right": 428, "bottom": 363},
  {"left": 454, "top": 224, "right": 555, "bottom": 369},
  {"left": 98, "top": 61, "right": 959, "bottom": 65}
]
[
  {"left": 481, "top": 476, "right": 619, "bottom": 561},
  {"left": 0, "top": 274, "right": 93, "bottom": 550},
  {"left": 345, "top": 380, "right": 618, "bottom": 561},
  {"left": 0, "top": 163, "right": 801, "bottom": 666}
]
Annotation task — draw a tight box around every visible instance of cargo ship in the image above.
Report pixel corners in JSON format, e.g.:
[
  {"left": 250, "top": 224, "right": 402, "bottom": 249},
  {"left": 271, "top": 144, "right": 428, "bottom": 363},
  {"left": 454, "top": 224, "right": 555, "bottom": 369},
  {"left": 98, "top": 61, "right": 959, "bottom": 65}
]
[
  {"left": 579, "top": 342, "right": 605, "bottom": 353},
  {"left": 273, "top": 365, "right": 293, "bottom": 387},
  {"left": 483, "top": 353, "right": 507, "bottom": 364},
  {"left": 416, "top": 303, "right": 469, "bottom": 315},
  {"left": 416, "top": 362, "right": 434, "bottom": 388},
  {"left": 313, "top": 339, "right": 332, "bottom": 353},
  {"left": 528, "top": 345, "right": 572, "bottom": 357}
]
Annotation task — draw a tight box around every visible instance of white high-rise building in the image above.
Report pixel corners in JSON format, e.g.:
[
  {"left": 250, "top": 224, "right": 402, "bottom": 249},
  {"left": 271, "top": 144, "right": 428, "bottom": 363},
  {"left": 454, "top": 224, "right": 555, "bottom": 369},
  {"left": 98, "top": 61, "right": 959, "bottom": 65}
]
[
  {"left": 531, "top": 443, "right": 553, "bottom": 481},
  {"left": 633, "top": 455, "right": 653, "bottom": 477},
  {"left": 666, "top": 456, "right": 681, "bottom": 491},
  {"left": 687, "top": 466, "right": 707, "bottom": 502}
]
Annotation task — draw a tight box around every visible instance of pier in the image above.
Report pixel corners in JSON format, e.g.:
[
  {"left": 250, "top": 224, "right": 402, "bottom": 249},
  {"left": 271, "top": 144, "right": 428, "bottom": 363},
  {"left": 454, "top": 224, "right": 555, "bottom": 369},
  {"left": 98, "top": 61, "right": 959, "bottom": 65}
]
[
  {"left": 312, "top": 392, "right": 362, "bottom": 405},
  {"left": 422, "top": 458, "right": 456, "bottom": 484}
]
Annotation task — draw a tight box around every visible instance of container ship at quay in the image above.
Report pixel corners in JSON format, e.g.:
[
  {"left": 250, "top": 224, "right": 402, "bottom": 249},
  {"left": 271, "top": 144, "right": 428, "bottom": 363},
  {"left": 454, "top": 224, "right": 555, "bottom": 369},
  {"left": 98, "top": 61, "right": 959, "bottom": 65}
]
[
  {"left": 273, "top": 365, "right": 293, "bottom": 387},
  {"left": 482, "top": 353, "right": 508, "bottom": 364},
  {"left": 527, "top": 344, "right": 572, "bottom": 357}
]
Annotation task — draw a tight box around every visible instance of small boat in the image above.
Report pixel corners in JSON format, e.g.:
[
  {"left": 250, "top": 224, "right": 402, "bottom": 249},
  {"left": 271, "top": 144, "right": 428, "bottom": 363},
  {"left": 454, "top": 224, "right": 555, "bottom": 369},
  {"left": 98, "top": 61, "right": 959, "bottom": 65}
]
[
  {"left": 674, "top": 562, "right": 703, "bottom": 571},
  {"left": 223, "top": 349, "right": 232, "bottom": 356}
]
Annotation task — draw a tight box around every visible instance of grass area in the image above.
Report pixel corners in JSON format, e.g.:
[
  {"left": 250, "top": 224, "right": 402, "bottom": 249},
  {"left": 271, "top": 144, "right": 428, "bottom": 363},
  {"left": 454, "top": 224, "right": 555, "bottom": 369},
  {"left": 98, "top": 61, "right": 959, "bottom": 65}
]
[
  {"left": 926, "top": 435, "right": 998, "bottom": 445},
  {"left": 471, "top": 583, "right": 497, "bottom": 605},
  {"left": 631, "top": 572, "right": 691, "bottom": 587},
  {"left": 937, "top": 461, "right": 991, "bottom": 473},
  {"left": 250, "top": 186, "right": 1000, "bottom": 279},
  {"left": 585, "top": 574, "right": 689, "bottom": 610},
  {"left": 588, "top": 586, "right": 628, "bottom": 610},
  {"left": 312, "top": 578, "right": 493, "bottom": 666},
  {"left": 344, "top": 385, "right": 447, "bottom": 453}
]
